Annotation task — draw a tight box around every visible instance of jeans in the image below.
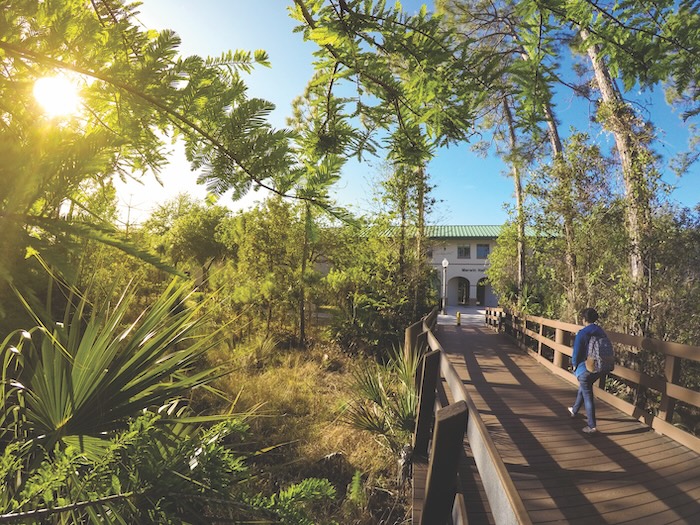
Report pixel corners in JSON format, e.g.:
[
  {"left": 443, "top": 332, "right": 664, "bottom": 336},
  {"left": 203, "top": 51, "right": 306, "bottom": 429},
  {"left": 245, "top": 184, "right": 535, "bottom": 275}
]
[{"left": 573, "top": 370, "right": 601, "bottom": 428}]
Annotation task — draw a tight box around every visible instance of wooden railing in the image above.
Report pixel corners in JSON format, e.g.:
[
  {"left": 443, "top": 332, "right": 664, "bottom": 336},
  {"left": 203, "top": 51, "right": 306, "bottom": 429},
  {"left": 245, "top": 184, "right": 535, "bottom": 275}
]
[
  {"left": 407, "top": 310, "right": 532, "bottom": 525},
  {"left": 486, "top": 308, "right": 700, "bottom": 453}
]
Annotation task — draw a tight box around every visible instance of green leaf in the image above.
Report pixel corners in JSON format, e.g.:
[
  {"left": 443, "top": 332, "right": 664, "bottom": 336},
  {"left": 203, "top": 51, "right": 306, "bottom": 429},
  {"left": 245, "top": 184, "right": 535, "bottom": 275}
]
[{"left": 309, "top": 27, "right": 340, "bottom": 46}]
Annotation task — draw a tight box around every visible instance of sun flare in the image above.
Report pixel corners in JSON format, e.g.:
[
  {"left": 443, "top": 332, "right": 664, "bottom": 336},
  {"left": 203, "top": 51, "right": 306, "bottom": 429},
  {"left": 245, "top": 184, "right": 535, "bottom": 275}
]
[{"left": 33, "top": 76, "right": 81, "bottom": 117}]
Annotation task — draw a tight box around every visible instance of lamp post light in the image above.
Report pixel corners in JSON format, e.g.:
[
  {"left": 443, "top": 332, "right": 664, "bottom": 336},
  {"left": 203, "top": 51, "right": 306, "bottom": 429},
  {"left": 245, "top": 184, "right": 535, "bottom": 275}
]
[{"left": 441, "top": 258, "right": 449, "bottom": 314}]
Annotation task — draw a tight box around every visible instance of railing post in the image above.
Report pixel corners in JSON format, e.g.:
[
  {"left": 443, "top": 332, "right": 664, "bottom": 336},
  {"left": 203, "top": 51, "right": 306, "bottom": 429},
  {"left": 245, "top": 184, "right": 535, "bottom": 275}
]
[
  {"left": 405, "top": 322, "right": 420, "bottom": 361},
  {"left": 416, "top": 331, "right": 429, "bottom": 357},
  {"left": 515, "top": 313, "right": 523, "bottom": 348},
  {"left": 413, "top": 350, "right": 441, "bottom": 458},
  {"left": 420, "top": 400, "right": 468, "bottom": 525},
  {"left": 404, "top": 326, "right": 413, "bottom": 360},
  {"left": 553, "top": 327, "right": 564, "bottom": 369},
  {"left": 424, "top": 307, "right": 439, "bottom": 331},
  {"left": 412, "top": 331, "right": 431, "bottom": 393},
  {"left": 451, "top": 493, "right": 468, "bottom": 525},
  {"left": 659, "top": 354, "right": 681, "bottom": 422}
]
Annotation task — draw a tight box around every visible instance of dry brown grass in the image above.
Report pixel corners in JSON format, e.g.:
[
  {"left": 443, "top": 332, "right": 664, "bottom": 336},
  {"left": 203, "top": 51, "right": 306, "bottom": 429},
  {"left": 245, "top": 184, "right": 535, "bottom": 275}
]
[
  {"left": 208, "top": 339, "right": 396, "bottom": 478},
  {"left": 197, "top": 336, "right": 411, "bottom": 523}
]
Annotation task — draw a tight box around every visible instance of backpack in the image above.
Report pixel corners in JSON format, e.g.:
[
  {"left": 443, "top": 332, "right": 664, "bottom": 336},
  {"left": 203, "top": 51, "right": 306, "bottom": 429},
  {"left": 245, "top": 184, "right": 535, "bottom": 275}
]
[{"left": 586, "top": 334, "right": 615, "bottom": 374}]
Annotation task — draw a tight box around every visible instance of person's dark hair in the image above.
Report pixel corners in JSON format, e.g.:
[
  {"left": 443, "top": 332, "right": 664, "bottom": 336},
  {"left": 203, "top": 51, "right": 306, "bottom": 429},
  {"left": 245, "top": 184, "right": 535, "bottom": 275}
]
[{"left": 581, "top": 308, "right": 599, "bottom": 323}]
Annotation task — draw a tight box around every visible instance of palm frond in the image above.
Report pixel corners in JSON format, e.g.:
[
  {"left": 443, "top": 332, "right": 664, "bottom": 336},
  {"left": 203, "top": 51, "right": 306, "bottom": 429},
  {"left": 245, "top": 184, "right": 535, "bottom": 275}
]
[
  {"left": 339, "top": 401, "right": 390, "bottom": 436},
  {"left": 1, "top": 279, "right": 227, "bottom": 455},
  {"left": 350, "top": 364, "right": 388, "bottom": 407},
  {"left": 342, "top": 346, "right": 419, "bottom": 452},
  {"left": 387, "top": 343, "right": 420, "bottom": 388}
]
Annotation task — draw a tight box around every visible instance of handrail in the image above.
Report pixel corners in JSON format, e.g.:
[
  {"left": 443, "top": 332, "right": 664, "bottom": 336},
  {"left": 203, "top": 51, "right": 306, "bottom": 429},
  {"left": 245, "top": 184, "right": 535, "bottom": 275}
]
[
  {"left": 409, "top": 310, "right": 532, "bottom": 525},
  {"left": 486, "top": 307, "right": 700, "bottom": 453},
  {"left": 427, "top": 330, "right": 531, "bottom": 525}
]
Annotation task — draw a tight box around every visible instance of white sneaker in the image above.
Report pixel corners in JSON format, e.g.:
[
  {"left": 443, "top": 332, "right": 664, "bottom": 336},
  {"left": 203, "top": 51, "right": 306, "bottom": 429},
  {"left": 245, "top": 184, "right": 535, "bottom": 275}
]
[
  {"left": 582, "top": 426, "right": 597, "bottom": 434},
  {"left": 568, "top": 407, "right": 576, "bottom": 418}
]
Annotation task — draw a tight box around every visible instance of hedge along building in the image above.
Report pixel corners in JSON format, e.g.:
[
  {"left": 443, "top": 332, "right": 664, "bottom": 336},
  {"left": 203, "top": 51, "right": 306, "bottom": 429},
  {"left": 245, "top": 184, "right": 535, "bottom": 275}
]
[{"left": 426, "top": 225, "right": 500, "bottom": 308}]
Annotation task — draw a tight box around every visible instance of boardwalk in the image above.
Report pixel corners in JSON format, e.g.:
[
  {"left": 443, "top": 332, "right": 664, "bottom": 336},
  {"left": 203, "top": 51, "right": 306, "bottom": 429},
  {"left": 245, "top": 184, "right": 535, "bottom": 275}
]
[{"left": 434, "top": 307, "right": 700, "bottom": 524}]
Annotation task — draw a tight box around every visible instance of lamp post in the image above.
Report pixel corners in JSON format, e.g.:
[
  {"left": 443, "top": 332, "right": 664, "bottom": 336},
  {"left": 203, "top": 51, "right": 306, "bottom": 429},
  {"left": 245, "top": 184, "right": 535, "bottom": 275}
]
[{"left": 441, "top": 258, "right": 449, "bottom": 314}]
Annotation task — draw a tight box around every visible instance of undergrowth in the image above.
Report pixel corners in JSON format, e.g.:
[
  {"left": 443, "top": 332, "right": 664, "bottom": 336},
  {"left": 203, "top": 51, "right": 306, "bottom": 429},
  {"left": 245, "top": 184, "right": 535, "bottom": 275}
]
[{"left": 198, "top": 336, "right": 411, "bottom": 524}]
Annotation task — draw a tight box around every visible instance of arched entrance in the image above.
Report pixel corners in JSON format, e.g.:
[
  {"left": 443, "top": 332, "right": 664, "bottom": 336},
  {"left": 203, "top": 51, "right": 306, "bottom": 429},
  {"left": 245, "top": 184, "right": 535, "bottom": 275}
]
[
  {"left": 476, "top": 277, "right": 498, "bottom": 307},
  {"left": 476, "top": 277, "right": 487, "bottom": 306},
  {"left": 457, "top": 277, "right": 470, "bottom": 305}
]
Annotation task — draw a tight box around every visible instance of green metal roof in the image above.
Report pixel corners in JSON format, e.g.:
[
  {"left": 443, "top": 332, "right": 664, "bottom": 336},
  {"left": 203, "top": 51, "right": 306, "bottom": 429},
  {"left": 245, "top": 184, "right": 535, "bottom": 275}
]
[{"left": 425, "top": 225, "right": 503, "bottom": 238}]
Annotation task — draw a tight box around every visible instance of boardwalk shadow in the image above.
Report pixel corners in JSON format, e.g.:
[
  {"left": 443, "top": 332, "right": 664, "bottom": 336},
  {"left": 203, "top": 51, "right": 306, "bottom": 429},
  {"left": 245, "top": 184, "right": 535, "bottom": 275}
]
[
  {"left": 595, "top": 427, "right": 652, "bottom": 437},
  {"left": 441, "top": 326, "right": 604, "bottom": 522},
  {"left": 437, "top": 324, "right": 700, "bottom": 524}
]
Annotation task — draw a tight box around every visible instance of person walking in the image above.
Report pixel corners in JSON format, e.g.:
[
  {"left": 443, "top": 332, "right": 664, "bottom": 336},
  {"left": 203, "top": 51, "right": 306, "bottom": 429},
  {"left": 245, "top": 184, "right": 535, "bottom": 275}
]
[{"left": 569, "top": 308, "right": 606, "bottom": 434}]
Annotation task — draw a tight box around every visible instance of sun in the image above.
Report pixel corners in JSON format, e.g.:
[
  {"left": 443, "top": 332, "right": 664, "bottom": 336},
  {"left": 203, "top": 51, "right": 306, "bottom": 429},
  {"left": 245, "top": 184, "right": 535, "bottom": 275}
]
[{"left": 33, "top": 75, "right": 81, "bottom": 117}]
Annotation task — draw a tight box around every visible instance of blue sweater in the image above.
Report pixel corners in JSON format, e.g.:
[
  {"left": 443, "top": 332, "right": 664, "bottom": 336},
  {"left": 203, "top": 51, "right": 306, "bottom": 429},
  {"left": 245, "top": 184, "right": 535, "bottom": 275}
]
[{"left": 572, "top": 323, "right": 607, "bottom": 378}]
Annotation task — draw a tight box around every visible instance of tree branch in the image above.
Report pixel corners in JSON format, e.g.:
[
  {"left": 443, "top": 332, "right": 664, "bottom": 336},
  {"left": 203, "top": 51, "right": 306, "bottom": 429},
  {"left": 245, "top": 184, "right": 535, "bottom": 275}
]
[
  {"left": 293, "top": 0, "right": 426, "bottom": 154},
  {"left": 0, "top": 40, "right": 295, "bottom": 201}
]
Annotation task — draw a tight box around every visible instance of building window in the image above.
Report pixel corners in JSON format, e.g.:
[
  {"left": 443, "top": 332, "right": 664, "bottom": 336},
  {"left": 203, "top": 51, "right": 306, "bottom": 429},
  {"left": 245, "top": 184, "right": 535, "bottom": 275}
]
[
  {"left": 457, "top": 245, "right": 470, "bottom": 259},
  {"left": 426, "top": 246, "right": 433, "bottom": 258},
  {"left": 476, "top": 243, "right": 490, "bottom": 259}
]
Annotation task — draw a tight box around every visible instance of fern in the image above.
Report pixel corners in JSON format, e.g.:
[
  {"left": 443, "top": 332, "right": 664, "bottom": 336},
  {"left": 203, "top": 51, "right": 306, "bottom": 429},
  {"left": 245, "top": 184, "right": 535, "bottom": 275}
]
[
  {"left": 246, "top": 477, "right": 337, "bottom": 525},
  {"left": 347, "top": 470, "right": 367, "bottom": 507}
]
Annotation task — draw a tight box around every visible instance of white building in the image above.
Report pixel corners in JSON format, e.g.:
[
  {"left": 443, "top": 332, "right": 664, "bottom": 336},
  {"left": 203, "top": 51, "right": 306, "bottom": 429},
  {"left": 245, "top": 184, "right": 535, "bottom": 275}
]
[{"left": 426, "top": 225, "right": 500, "bottom": 308}]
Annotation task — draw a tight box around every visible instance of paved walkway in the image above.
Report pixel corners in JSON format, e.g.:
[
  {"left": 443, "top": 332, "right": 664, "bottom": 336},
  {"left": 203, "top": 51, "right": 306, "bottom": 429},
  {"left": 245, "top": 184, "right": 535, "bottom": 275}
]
[
  {"left": 434, "top": 311, "right": 700, "bottom": 524},
  {"left": 438, "top": 305, "right": 487, "bottom": 326}
]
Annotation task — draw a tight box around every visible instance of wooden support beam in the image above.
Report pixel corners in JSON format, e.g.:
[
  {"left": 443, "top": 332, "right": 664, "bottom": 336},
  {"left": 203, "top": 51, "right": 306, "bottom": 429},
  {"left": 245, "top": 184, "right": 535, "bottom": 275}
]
[
  {"left": 405, "top": 320, "right": 423, "bottom": 361},
  {"left": 658, "top": 354, "right": 682, "bottom": 422},
  {"left": 420, "top": 400, "right": 468, "bottom": 525},
  {"left": 553, "top": 327, "right": 564, "bottom": 369},
  {"left": 413, "top": 350, "right": 441, "bottom": 458}
]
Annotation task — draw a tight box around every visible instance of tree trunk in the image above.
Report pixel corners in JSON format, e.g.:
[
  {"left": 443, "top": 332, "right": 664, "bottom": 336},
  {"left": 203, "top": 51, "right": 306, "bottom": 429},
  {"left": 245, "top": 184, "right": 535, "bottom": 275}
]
[
  {"left": 543, "top": 101, "right": 563, "bottom": 156},
  {"left": 581, "top": 29, "right": 651, "bottom": 333},
  {"left": 413, "top": 165, "right": 426, "bottom": 319},
  {"left": 510, "top": 14, "right": 578, "bottom": 316},
  {"left": 398, "top": 168, "right": 407, "bottom": 281},
  {"left": 541, "top": 99, "right": 579, "bottom": 316},
  {"left": 503, "top": 98, "right": 526, "bottom": 295},
  {"left": 299, "top": 205, "right": 310, "bottom": 346}
]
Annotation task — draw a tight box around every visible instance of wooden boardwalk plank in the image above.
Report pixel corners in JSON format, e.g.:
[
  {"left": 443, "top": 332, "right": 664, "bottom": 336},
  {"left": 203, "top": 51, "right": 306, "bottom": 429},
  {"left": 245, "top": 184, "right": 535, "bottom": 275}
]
[{"left": 434, "top": 321, "right": 700, "bottom": 525}]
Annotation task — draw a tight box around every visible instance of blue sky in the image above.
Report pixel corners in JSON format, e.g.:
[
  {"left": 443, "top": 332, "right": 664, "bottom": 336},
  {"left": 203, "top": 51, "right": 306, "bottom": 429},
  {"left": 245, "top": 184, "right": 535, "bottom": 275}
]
[{"left": 115, "top": 0, "right": 699, "bottom": 226}]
